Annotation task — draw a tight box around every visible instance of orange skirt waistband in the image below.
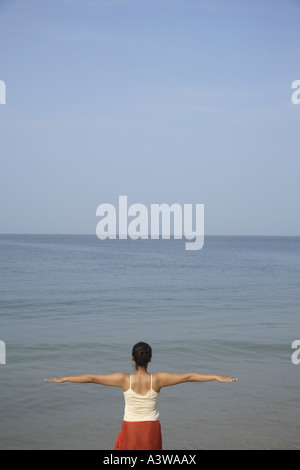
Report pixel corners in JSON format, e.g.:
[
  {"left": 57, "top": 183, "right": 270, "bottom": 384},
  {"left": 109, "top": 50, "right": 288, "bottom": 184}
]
[{"left": 114, "top": 420, "right": 162, "bottom": 450}]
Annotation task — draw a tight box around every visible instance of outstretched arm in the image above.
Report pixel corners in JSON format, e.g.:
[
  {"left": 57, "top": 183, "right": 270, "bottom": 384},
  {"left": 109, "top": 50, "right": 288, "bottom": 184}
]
[
  {"left": 155, "top": 372, "right": 237, "bottom": 390},
  {"left": 44, "top": 372, "right": 128, "bottom": 388}
]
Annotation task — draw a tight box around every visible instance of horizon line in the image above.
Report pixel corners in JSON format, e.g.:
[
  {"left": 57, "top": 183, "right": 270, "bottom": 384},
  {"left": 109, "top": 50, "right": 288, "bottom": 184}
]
[{"left": 0, "top": 233, "right": 299, "bottom": 237}]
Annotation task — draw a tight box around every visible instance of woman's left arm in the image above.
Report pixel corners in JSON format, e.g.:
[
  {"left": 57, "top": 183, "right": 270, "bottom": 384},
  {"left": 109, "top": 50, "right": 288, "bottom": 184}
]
[{"left": 44, "top": 372, "right": 127, "bottom": 387}]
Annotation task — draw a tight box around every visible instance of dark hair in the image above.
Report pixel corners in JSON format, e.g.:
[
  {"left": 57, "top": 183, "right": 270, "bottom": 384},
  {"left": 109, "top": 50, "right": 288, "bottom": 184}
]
[{"left": 132, "top": 342, "right": 152, "bottom": 369}]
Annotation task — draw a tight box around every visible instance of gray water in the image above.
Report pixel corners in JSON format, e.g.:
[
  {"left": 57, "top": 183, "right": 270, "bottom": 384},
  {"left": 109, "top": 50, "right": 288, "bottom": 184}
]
[{"left": 0, "top": 234, "right": 299, "bottom": 450}]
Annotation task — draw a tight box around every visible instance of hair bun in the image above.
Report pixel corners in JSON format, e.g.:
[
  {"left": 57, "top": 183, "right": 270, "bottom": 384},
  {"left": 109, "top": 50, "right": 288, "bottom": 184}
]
[{"left": 132, "top": 342, "right": 152, "bottom": 369}]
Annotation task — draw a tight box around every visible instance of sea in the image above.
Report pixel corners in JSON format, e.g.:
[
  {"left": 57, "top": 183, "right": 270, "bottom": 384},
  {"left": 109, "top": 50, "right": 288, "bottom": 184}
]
[{"left": 0, "top": 234, "right": 299, "bottom": 450}]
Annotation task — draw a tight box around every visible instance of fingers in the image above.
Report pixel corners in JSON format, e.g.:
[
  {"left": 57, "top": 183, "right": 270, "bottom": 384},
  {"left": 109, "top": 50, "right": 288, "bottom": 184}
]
[{"left": 220, "top": 376, "right": 238, "bottom": 382}]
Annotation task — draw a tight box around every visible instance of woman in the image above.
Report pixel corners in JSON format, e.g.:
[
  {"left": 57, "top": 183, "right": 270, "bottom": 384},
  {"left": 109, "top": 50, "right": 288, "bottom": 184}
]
[{"left": 44, "top": 342, "right": 237, "bottom": 450}]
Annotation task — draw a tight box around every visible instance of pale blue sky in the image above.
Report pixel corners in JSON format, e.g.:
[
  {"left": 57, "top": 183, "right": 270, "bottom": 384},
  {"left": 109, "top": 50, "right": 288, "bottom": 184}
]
[{"left": 0, "top": 0, "right": 299, "bottom": 235}]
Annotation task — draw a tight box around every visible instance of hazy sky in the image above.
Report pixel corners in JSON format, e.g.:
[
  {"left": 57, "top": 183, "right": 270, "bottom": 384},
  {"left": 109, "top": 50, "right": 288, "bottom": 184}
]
[{"left": 1, "top": 0, "right": 299, "bottom": 235}]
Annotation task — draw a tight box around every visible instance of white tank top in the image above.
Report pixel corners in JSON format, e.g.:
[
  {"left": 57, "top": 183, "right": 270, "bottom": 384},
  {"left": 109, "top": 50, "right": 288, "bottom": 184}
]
[{"left": 123, "top": 374, "right": 159, "bottom": 422}]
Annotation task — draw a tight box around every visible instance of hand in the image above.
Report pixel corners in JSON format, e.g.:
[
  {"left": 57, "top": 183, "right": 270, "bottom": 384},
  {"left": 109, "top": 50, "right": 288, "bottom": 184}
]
[
  {"left": 216, "top": 375, "right": 238, "bottom": 382},
  {"left": 43, "top": 377, "right": 66, "bottom": 383}
]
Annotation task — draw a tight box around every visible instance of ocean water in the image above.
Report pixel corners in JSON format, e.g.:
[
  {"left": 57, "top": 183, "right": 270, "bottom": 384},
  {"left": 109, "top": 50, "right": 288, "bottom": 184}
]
[{"left": 0, "top": 234, "right": 299, "bottom": 450}]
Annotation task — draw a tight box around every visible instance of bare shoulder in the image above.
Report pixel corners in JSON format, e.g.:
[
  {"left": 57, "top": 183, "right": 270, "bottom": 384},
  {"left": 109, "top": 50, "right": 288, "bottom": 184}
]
[
  {"left": 92, "top": 372, "right": 129, "bottom": 389},
  {"left": 152, "top": 372, "right": 190, "bottom": 391}
]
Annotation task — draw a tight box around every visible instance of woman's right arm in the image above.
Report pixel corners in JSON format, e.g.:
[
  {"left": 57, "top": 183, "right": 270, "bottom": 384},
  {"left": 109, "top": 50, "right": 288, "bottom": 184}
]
[{"left": 155, "top": 372, "right": 237, "bottom": 390}]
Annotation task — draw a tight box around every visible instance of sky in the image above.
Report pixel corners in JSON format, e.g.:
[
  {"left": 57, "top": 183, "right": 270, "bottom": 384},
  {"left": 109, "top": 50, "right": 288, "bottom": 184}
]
[{"left": 0, "top": 0, "right": 299, "bottom": 235}]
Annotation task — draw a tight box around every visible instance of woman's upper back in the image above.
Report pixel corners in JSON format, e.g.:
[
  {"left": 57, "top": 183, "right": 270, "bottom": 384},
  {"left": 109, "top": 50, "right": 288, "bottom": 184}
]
[
  {"left": 124, "top": 372, "right": 160, "bottom": 395},
  {"left": 123, "top": 373, "right": 159, "bottom": 422}
]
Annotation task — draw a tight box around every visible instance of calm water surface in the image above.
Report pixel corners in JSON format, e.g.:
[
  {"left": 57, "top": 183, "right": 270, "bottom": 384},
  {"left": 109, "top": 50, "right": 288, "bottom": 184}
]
[{"left": 0, "top": 235, "right": 299, "bottom": 449}]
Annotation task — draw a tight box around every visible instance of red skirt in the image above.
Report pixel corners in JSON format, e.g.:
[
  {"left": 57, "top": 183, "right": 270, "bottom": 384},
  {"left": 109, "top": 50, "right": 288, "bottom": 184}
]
[{"left": 114, "top": 420, "right": 162, "bottom": 450}]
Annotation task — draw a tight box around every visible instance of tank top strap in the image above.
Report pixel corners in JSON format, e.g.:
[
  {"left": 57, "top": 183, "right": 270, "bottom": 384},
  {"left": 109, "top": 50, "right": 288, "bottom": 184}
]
[
  {"left": 150, "top": 374, "right": 153, "bottom": 390},
  {"left": 129, "top": 374, "right": 132, "bottom": 389}
]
